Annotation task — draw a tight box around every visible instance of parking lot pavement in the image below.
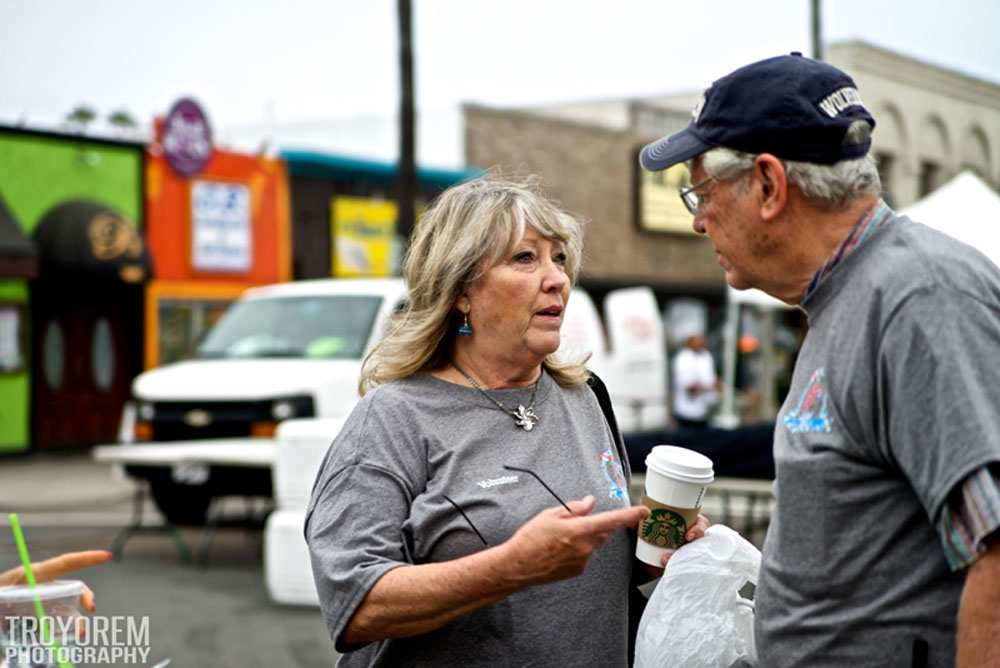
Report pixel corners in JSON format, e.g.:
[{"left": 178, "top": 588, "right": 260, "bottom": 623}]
[
  {"left": 0, "top": 454, "right": 337, "bottom": 666},
  {"left": 0, "top": 525, "right": 338, "bottom": 668},
  {"left": 1, "top": 453, "right": 137, "bottom": 523}
]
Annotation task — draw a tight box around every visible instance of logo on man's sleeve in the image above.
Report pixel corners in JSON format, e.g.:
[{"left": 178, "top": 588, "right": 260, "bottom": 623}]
[{"left": 783, "top": 367, "right": 833, "bottom": 433}]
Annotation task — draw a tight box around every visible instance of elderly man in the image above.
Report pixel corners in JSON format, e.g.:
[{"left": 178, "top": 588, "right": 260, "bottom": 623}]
[{"left": 640, "top": 53, "right": 1000, "bottom": 667}]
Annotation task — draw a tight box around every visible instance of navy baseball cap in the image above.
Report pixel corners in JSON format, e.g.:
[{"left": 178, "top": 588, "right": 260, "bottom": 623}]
[{"left": 639, "top": 52, "right": 875, "bottom": 171}]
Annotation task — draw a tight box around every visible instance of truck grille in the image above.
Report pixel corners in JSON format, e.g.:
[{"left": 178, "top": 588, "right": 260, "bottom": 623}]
[{"left": 148, "top": 397, "right": 313, "bottom": 441}]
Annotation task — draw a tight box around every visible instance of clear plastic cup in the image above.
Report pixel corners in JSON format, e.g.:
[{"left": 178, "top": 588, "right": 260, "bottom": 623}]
[{"left": 0, "top": 580, "right": 84, "bottom": 667}]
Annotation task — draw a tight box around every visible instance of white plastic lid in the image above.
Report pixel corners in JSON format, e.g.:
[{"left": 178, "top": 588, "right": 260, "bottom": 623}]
[
  {"left": 0, "top": 580, "right": 85, "bottom": 603},
  {"left": 645, "top": 445, "right": 715, "bottom": 484}
]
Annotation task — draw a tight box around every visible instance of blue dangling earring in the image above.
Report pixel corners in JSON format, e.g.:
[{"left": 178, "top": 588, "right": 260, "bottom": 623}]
[{"left": 458, "top": 313, "right": 473, "bottom": 337}]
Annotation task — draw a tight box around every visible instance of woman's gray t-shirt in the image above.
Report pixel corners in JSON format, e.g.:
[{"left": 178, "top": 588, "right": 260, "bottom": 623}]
[{"left": 305, "top": 371, "right": 634, "bottom": 667}]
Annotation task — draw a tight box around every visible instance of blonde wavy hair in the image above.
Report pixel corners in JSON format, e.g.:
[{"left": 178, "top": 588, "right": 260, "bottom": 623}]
[{"left": 359, "top": 175, "right": 590, "bottom": 395}]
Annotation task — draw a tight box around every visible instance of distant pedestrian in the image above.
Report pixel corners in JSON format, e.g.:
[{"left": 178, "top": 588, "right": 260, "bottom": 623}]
[
  {"left": 671, "top": 323, "right": 720, "bottom": 429},
  {"left": 640, "top": 52, "right": 1000, "bottom": 667}
]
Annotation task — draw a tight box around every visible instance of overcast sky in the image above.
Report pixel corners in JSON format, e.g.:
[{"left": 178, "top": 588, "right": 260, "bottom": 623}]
[{"left": 3, "top": 0, "right": 998, "bottom": 166}]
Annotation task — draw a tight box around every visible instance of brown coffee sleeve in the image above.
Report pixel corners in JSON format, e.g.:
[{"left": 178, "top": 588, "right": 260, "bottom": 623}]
[{"left": 637, "top": 495, "right": 701, "bottom": 550}]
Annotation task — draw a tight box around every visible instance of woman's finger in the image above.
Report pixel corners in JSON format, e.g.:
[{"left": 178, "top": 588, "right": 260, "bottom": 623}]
[
  {"left": 31, "top": 551, "right": 112, "bottom": 582},
  {"left": 0, "top": 566, "right": 27, "bottom": 587},
  {"left": 80, "top": 585, "right": 97, "bottom": 613},
  {"left": 684, "top": 514, "right": 711, "bottom": 542},
  {"left": 562, "top": 495, "right": 597, "bottom": 517}
]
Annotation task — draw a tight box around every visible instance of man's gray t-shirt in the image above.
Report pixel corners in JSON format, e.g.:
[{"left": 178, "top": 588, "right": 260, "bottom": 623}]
[
  {"left": 305, "top": 371, "right": 634, "bottom": 667},
  {"left": 756, "top": 218, "right": 1000, "bottom": 666}
]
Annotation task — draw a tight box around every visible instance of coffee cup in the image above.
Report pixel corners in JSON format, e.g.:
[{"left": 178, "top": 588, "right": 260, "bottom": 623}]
[{"left": 635, "top": 445, "right": 714, "bottom": 566}]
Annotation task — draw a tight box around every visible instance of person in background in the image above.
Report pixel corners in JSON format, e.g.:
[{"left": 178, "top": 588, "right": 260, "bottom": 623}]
[
  {"left": 640, "top": 52, "right": 1000, "bottom": 667},
  {"left": 671, "top": 322, "right": 720, "bottom": 429},
  {"left": 305, "top": 176, "right": 708, "bottom": 667}
]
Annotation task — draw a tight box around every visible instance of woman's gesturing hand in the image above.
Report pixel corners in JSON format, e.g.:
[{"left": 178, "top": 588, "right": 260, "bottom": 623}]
[
  {"left": 499, "top": 496, "right": 649, "bottom": 587},
  {"left": 0, "top": 550, "right": 112, "bottom": 613}
]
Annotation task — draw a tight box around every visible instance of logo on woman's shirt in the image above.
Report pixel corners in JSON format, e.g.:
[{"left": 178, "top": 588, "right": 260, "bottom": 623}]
[
  {"left": 600, "top": 448, "right": 628, "bottom": 500},
  {"left": 476, "top": 475, "right": 519, "bottom": 489}
]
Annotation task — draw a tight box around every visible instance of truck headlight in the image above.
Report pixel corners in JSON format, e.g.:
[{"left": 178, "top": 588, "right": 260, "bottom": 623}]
[
  {"left": 138, "top": 402, "right": 155, "bottom": 421},
  {"left": 271, "top": 401, "right": 295, "bottom": 420},
  {"left": 270, "top": 395, "right": 315, "bottom": 420}
]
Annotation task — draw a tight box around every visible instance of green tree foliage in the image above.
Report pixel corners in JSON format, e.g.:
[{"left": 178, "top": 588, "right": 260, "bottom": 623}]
[
  {"left": 108, "top": 110, "right": 137, "bottom": 129},
  {"left": 65, "top": 105, "right": 97, "bottom": 129}
]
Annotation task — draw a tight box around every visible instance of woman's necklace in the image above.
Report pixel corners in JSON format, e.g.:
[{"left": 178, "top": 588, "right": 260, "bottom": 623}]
[{"left": 450, "top": 361, "right": 541, "bottom": 431}]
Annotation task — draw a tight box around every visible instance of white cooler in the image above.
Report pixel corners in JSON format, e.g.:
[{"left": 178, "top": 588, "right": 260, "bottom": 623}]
[
  {"left": 266, "top": 417, "right": 344, "bottom": 606},
  {"left": 265, "top": 509, "right": 321, "bottom": 606},
  {"left": 273, "top": 418, "right": 345, "bottom": 510}
]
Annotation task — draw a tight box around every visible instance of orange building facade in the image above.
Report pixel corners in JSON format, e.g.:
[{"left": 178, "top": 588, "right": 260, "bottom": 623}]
[{"left": 144, "top": 139, "right": 291, "bottom": 369}]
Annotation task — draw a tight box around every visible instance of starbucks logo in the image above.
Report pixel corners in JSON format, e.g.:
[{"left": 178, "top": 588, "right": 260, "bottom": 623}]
[{"left": 640, "top": 508, "right": 688, "bottom": 548}]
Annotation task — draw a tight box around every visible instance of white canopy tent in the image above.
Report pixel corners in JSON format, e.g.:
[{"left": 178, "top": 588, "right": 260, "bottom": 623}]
[{"left": 902, "top": 171, "right": 1000, "bottom": 267}]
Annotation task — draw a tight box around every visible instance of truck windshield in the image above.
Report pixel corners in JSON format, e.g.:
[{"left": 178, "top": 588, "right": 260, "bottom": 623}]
[{"left": 196, "top": 295, "right": 383, "bottom": 359}]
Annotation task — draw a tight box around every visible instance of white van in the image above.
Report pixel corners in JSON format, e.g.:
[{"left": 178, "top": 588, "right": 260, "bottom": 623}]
[
  {"left": 121, "top": 279, "right": 407, "bottom": 524},
  {"left": 120, "top": 278, "right": 666, "bottom": 524}
]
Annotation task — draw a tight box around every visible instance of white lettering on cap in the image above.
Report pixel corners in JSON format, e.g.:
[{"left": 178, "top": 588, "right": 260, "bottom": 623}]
[{"left": 818, "top": 86, "right": 865, "bottom": 118}]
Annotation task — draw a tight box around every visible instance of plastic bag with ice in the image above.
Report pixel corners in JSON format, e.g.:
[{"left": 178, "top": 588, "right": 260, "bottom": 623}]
[{"left": 634, "top": 525, "right": 760, "bottom": 668}]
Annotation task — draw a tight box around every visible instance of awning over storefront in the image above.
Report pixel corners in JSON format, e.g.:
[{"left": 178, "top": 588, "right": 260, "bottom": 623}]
[
  {"left": 0, "top": 193, "right": 37, "bottom": 279},
  {"left": 281, "top": 150, "right": 481, "bottom": 190},
  {"left": 33, "top": 200, "right": 152, "bottom": 283}
]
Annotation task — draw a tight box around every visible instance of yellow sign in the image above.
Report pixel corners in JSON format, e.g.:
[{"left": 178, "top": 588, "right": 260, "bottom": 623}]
[
  {"left": 330, "top": 196, "right": 397, "bottom": 277},
  {"left": 636, "top": 162, "right": 696, "bottom": 234}
]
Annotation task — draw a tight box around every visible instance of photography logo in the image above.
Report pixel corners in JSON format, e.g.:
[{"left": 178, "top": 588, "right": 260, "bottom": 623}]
[{"left": 2, "top": 614, "right": 151, "bottom": 665}]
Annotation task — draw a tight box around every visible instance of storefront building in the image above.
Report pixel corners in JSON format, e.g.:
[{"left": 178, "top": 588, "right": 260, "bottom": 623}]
[
  {"left": 0, "top": 98, "right": 293, "bottom": 453},
  {"left": 145, "top": 100, "right": 292, "bottom": 369},
  {"left": 0, "top": 127, "right": 148, "bottom": 452},
  {"left": 281, "top": 150, "right": 478, "bottom": 280}
]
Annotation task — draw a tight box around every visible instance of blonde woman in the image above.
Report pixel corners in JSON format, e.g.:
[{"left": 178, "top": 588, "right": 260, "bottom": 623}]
[{"left": 306, "top": 176, "right": 706, "bottom": 667}]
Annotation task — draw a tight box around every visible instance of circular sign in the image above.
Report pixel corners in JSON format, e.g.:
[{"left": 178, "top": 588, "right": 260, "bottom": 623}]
[{"left": 162, "top": 97, "right": 213, "bottom": 176}]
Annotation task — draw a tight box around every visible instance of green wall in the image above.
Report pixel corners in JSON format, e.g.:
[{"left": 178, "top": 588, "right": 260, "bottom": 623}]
[
  {"left": 0, "top": 280, "right": 29, "bottom": 453},
  {"left": 0, "top": 132, "right": 142, "bottom": 231},
  {"left": 0, "top": 130, "right": 143, "bottom": 452}
]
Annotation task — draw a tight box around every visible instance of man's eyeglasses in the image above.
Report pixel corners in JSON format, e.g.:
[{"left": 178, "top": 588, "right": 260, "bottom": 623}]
[{"left": 678, "top": 176, "right": 716, "bottom": 216}]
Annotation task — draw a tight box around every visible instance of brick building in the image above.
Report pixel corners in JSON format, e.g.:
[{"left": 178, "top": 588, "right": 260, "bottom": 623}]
[{"left": 464, "top": 41, "right": 1000, "bottom": 301}]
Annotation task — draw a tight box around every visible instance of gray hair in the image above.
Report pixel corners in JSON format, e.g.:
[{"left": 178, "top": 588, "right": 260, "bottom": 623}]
[
  {"left": 699, "top": 121, "right": 882, "bottom": 208},
  {"left": 359, "top": 175, "right": 589, "bottom": 394}
]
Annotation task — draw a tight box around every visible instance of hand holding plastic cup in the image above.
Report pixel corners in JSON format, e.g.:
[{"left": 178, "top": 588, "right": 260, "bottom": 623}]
[
  {"left": 3, "top": 513, "right": 81, "bottom": 668},
  {"left": 635, "top": 445, "right": 714, "bottom": 567}
]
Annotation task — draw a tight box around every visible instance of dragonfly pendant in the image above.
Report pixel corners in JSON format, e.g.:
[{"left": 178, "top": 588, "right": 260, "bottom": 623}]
[{"left": 512, "top": 405, "right": 539, "bottom": 431}]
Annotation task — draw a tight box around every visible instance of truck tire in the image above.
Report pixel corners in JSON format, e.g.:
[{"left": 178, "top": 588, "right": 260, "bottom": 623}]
[{"left": 150, "top": 482, "right": 213, "bottom": 526}]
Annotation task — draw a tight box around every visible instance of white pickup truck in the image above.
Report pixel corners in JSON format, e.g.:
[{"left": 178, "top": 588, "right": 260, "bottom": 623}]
[{"left": 120, "top": 278, "right": 667, "bottom": 525}]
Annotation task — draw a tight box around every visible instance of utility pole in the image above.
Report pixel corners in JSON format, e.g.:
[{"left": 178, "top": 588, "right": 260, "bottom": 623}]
[
  {"left": 811, "top": 0, "right": 823, "bottom": 60},
  {"left": 396, "top": 0, "right": 417, "bottom": 244}
]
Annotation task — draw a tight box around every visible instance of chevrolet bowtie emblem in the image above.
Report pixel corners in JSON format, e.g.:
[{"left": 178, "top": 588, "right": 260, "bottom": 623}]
[{"left": 183, "top": 409, "right": 212, "bottom": 427}]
